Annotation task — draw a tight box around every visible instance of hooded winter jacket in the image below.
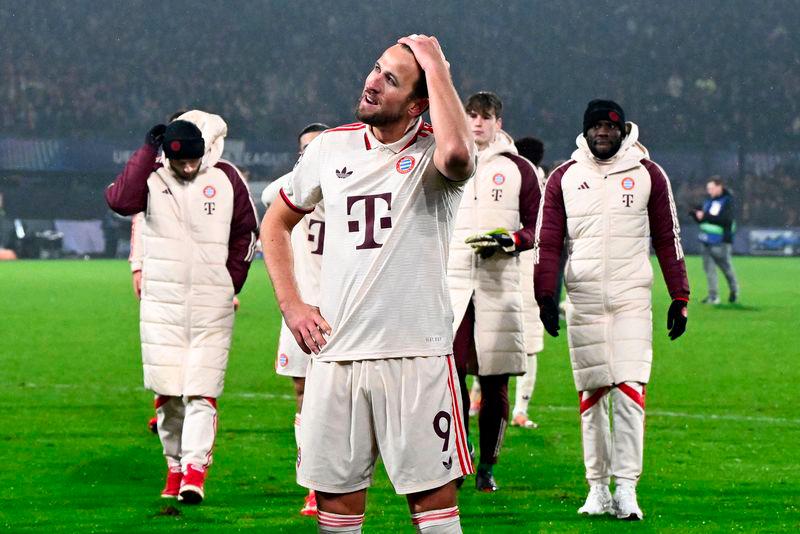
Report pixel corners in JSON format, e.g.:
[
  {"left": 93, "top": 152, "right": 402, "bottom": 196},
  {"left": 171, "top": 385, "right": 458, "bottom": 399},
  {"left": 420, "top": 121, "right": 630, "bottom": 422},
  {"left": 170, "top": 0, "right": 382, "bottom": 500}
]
[
  {"left": 534, "top": 123, "right": 689, "bottom": 391},
  {"left": 448, "top": 131, "right": 541, "bottom": 375},
  {"left": 105, "top": 110, "right": 259, "bottom": 397}
]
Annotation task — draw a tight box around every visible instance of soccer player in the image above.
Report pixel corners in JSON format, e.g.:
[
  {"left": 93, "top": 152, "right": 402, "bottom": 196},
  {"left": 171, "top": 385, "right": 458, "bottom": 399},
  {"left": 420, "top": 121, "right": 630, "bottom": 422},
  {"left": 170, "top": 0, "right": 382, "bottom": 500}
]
[
  {"left": 106, "top": 110, "right": 259, "bottom": 504},
  {"left": 534, "top": 100, "right": 690, "bottom": 520},
  {"left": 447, "top": 92, "right": 541, "bottom": 492},
  {"left": 260, "top": 122, "right": 329, "bottom": 517},
  {"left": 262, "top": 34, "right": 475, "bottom": 534}
]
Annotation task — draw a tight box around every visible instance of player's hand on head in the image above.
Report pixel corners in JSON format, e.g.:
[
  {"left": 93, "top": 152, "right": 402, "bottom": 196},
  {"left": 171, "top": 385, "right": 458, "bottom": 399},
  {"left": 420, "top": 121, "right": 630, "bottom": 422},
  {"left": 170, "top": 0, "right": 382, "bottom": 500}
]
[
  {"left": 145, "top": 124, "right": 166, "bottom": 148},
  {"left": 284, "top": 301, "right": 332, "bottom": 355},
  {"left": 397, "top": 34, "right": 449, "bottom": 72},
  {"left": 667, "top": 299, "right": 688, "bottom": 340}
]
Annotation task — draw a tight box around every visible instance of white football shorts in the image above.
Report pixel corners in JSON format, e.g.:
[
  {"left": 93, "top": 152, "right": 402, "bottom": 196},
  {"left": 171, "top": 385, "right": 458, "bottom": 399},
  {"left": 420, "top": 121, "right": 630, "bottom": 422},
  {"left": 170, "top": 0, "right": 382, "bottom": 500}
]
[
  {"left": 297, "top": 354, "right": 474, "bottom": 494},
  {"left": 275, "top": 321, "right": 311, "bottom": 378}
]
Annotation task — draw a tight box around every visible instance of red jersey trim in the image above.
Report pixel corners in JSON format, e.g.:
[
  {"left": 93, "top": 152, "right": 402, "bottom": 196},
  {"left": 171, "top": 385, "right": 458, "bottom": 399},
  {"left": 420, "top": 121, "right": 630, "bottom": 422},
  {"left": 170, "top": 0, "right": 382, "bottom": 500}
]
[{"left": 279, "top": 188, "right": 313, "bottom": 214}]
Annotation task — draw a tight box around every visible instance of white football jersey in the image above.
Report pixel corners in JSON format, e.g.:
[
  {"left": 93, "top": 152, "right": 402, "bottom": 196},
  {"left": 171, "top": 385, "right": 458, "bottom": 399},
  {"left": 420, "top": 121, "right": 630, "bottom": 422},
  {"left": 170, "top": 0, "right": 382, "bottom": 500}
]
[
  {"left": 281, "top": 119, "right": 467, "bottom": 361},
  {"left": 263, "top": 173, "right": 325, "bottom": 305}
]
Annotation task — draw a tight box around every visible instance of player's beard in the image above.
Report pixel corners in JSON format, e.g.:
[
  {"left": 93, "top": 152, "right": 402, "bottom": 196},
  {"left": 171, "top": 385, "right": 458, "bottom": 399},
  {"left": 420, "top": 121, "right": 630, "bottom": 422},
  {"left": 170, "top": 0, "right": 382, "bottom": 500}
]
[
  {"left": 588, "top": 136, "right": 623, "bottom": 160},
  {"left": 355, "top": 99, "right": 404, "bottom": 127}
]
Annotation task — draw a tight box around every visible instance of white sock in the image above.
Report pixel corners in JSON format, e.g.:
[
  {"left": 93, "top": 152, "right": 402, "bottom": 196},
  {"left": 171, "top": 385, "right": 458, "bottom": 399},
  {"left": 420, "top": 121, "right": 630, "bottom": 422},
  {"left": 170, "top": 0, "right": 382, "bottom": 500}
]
[
  {"left": 317, "top": 510, "right": 364, "bottom": 533},
  {"left": 513, "top": 353, "right": 537, "bottom": 416},
  {"left": 411, "top": 506, "right": 461, "bottom": 533}
]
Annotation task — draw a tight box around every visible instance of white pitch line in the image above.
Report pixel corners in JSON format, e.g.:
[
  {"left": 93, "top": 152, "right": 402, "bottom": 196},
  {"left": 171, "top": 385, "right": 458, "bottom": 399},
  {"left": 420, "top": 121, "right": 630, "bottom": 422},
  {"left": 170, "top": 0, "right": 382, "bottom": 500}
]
[
  {"left": 537, "top": 404, "right": 800, "bottom": 426},
  {"left": 10, "top": 383, "right": 800, "bottom": 426}
]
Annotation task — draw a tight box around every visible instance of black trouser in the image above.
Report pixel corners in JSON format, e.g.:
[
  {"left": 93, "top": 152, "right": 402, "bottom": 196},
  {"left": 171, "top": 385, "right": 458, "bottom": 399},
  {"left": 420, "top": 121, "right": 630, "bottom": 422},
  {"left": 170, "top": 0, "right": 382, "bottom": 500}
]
[{"left": 453, "top": 299, "right": 510, "bottom": 466}]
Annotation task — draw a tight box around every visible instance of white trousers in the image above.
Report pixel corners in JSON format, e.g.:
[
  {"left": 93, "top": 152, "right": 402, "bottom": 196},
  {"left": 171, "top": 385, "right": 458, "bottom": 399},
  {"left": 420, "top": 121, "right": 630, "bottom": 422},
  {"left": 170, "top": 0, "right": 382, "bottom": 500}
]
[
  {"left": 579, "top": 382, "right": 645, "bottom": 486},
  {"left": 156, "top": 395, "right": 218, "bottom": 470}
]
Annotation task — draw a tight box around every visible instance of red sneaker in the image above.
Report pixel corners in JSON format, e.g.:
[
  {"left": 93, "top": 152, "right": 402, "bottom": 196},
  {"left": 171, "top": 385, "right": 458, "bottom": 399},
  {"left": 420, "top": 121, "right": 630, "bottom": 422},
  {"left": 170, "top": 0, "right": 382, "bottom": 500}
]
[
  {"left": 161, "top": 467, "right": 182, "bottom": 499},
  {"left": 300, "top": 490, "right": 317, "bottom": 516},
  {"left": 179, "top": 464, "right": 207, "bottom": 504},
  {"left": 148, "top": 416, "right": 158, "bottom": 434}
]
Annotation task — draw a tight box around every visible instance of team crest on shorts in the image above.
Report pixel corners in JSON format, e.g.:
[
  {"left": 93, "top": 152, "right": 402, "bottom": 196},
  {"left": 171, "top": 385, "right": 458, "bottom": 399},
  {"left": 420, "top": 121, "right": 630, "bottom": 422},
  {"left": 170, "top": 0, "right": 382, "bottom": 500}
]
[
  {"left": 396, "top": 156, "right": 415, "bottom": 174},
  {"left": 493, "top": 173, "right": 506, "bottom": 185},
  {"left": 203, "top": 185, "right": 217, "bottom": 198},
  {"left": 278, "top": 353, "right": 289, "bottom": 367},
  {"left": 621, "top": 177, "right": 635, "bottom": 190}
]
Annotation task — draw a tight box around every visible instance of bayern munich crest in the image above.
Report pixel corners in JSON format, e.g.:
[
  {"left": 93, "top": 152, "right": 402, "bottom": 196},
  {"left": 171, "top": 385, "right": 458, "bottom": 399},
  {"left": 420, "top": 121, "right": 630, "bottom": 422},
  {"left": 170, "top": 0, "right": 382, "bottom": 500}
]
[
  {"left": 621, "top": 177, "right": 635, "bottom": 190},
  {"left": 278, "top": 353, "right": 289, "bottom": 367},
  {"left": 493, "top": 173, "right": 506, "bottom": 185},
  {"left": 396, "top": 156, "right": 416, "bottom": 174},
  {"left": 203, "top": 185, "right": 217, "bottom": 198}
]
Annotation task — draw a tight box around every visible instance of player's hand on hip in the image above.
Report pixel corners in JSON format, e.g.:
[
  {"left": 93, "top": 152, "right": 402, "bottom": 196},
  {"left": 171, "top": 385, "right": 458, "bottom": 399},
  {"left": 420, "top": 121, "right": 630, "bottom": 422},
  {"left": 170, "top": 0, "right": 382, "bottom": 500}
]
[
  {"left": 667, "top": 299, "right": 688, "bottom": 340},
  {"left": 284, "top": 301, "right": 332, "bottom": 355},
  {"left": 397, "top": 34, "right": 450, "bottom": 72},
  {"left": 538, "top": 296, "right": 560, "bottom": 337},
  {"left": 132, "top": 270, "right": 142, "bottom": 300}
]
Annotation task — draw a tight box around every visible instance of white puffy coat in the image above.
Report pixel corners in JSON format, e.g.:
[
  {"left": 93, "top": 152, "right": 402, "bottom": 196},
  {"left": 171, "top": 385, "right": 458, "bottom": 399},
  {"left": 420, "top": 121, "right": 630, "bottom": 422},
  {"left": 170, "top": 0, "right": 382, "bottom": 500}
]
[
  {"left": 107, "top": 111, "right": 259, "bottom": 398},
  {"left": 448, "top": 132, "right": 530, "bottom": 375},
  {"left": 535, "top": 123, "right": 688, "bottom": 391}
]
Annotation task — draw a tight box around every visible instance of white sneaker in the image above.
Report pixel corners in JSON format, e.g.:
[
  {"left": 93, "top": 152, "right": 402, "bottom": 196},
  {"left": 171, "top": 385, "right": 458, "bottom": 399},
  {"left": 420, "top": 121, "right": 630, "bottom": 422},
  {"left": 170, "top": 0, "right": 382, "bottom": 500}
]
[
  {"left": 613, "top": 483, "right": 643, "bottom": 520},
  {"left": 578, "top": 485, "right": 613, "bottom": 515}
]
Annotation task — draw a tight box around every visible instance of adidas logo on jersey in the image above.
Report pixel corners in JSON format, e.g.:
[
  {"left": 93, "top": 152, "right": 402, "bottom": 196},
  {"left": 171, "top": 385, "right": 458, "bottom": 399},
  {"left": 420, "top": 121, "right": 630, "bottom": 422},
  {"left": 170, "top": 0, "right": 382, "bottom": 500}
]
[
  {"left": 578, "top": 182, "right": 590, "bottom": 190},
  {"left": 336, "top": 167, "right": 353, "bottom": 179}
]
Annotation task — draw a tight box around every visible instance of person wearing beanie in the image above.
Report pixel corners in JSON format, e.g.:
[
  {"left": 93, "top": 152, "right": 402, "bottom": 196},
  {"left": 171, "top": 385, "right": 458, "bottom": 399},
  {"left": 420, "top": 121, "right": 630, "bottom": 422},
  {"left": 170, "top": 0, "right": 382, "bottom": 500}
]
[
  {"left": 534, "top": 100, "right": 690, "bottom": 520},
  {"left": 105, "top": 110, "right": 259, "bottom": 505}
]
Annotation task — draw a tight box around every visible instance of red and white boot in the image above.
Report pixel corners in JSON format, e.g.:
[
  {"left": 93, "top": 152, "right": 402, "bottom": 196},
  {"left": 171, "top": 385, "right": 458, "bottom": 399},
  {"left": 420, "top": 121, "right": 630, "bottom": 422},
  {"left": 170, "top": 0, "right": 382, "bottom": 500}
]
[
  {"left": 179, "top": 464, "right": 207, "bottom": 504},
  {"left": 161, "top": 467, "right": 182, "bottom": 499},
  {"left": 300, "top": 490, "right": 317, "bottom": 516}
]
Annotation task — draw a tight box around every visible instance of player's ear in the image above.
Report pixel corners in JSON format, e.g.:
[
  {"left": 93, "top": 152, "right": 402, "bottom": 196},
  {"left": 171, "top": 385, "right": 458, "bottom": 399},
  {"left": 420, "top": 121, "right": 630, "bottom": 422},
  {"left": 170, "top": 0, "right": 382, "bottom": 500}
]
[
  {"left": 497, "top": 117, "right": 503, "bottom": 129},
  {"left": 408, "top": 98, "right": 429, "bottom": 119}
]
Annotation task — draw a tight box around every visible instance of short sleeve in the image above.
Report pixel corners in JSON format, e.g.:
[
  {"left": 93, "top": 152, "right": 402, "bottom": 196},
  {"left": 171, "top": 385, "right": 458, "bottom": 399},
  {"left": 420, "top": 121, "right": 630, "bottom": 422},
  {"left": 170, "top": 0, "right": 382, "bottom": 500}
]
[
  {"left": 261, "top": 173, "right": 290, "bottom": 209},
  {"left": 281, "top": 134, "right": 324, "bottom": 213}
]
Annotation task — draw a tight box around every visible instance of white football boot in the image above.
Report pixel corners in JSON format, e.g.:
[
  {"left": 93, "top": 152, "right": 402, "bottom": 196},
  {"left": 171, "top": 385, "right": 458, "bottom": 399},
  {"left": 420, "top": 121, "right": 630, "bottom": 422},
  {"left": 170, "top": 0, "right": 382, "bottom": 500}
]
[
  {"left": 578, "top": 484, "right": 613, "bottom": 515},
  {"left": 613, "top": 482, "right": 643, "bottom": 520}
]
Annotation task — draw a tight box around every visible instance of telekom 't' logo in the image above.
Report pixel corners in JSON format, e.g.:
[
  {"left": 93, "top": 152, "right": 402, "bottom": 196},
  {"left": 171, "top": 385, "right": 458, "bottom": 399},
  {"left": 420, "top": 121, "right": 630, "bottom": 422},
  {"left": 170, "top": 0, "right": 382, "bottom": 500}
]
[{"left": 347, "top": 193, "right": 392, "bottom": 249}]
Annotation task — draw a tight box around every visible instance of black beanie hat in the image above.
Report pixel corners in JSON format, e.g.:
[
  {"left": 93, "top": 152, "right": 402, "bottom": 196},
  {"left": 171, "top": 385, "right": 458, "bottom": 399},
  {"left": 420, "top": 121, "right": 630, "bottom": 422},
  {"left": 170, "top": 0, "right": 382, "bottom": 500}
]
[
  {"left": 583, "top": 99, "right": 626, "bottom": 136},
  {"left": 162, "top": 120, "right": 205, "bottom": 160}
]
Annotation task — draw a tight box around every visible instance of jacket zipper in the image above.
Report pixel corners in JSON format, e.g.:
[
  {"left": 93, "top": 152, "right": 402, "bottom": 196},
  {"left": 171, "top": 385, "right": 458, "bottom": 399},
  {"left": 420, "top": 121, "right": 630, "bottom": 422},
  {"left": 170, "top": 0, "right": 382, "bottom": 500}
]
[{"left": 182, "top": 182, "right": 193, "bottom": 392}]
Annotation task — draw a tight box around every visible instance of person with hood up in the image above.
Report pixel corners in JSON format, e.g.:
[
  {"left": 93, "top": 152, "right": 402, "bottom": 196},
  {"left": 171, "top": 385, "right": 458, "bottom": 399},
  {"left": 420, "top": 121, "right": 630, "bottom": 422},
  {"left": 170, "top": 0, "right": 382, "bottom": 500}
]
[
  {"left": 105, "top": 110, "right": 259, "bottom": 504},
  {"left": 534, "top": 100, "right": 690, "bottom": 520},
  {"left": 447, "top": 92, "right": 541, "bottom": 492}
]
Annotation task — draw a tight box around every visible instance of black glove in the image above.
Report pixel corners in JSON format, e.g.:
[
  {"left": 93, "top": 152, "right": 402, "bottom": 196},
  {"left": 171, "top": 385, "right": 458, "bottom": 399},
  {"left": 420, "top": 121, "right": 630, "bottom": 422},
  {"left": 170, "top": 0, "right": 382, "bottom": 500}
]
[
  {"left": 145, "top": 124, "right": 167, "bottom": 148},
  {"left": 538, "top": 296, "right": 560, "bottom": 337},
  {"left": 667, "top": 299, "right": 688, "bottom": 340}
]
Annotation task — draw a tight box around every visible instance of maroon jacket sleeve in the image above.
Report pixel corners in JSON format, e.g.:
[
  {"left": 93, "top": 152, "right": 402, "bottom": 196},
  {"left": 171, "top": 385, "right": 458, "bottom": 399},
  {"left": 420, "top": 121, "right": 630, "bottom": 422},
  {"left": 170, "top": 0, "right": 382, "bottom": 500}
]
[
  {"left": 504, "top": 153, "right": 541, "bottom": 252},
  {"left": 217, "top": 161, "right": 259, "bottom": 294},
  {"left": 642, "top": 159, "right": 690, "bottom": 300},
  {"left": 104, "top": 144, "right": 160, "bottom": 215},
  {"left": 534, "top": 160, "right": 575, "bottom": 303}
]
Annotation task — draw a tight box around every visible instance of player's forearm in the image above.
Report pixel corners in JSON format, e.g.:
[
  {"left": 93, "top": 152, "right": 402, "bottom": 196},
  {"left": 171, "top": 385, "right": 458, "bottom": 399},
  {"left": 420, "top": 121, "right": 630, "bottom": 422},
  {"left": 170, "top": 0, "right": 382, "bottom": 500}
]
[
  {"left": 261, "top": 213, "right": 303, "bottom": 313},
  {"left": 105, "top": 144, "right": 156, "bottom": 215},
  {"left": 427, "top": 67, "right": 475, "bottom": 179}
]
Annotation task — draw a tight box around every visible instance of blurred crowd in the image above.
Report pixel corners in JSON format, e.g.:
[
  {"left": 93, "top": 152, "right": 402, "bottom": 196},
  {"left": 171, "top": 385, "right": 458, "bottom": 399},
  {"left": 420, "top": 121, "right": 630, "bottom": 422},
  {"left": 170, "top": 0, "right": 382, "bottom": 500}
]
[{"left": 2, "top": 1, "right": 799, "bottom": 151}]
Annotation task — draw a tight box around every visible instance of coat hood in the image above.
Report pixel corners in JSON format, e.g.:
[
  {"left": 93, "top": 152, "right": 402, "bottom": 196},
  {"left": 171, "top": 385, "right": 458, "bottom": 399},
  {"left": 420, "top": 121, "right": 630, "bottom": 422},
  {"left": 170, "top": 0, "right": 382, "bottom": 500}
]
[
  {"left": 169, "top": 110, "right": 228, "bottom": 170},
  {"left": 479, "top": 129, "right": 517, "bottom": 164},
  {"left": 572, "top": 122, "right": 649, "bottom": 173}
]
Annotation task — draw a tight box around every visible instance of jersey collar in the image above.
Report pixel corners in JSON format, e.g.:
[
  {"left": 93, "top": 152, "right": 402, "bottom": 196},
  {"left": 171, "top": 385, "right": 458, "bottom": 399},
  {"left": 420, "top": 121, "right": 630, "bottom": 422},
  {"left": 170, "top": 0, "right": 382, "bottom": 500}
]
[{"left": 363, "top": 118, "right": 423, "bottom": 154}]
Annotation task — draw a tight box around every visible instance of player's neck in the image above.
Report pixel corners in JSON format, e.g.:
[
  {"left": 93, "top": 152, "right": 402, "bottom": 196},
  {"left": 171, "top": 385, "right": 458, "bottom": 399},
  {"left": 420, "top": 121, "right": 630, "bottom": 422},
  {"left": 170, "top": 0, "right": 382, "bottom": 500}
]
[{"left": 370, "top": 117, "right": 417, "bottom": 145}]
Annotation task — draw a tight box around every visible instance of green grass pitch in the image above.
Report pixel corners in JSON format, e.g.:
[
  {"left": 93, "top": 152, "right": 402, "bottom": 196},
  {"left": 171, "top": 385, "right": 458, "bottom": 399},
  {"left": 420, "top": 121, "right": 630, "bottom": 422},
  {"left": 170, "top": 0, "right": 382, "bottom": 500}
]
[{"left": 1, "top": 256, "right": 798, "bottom": 532}]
